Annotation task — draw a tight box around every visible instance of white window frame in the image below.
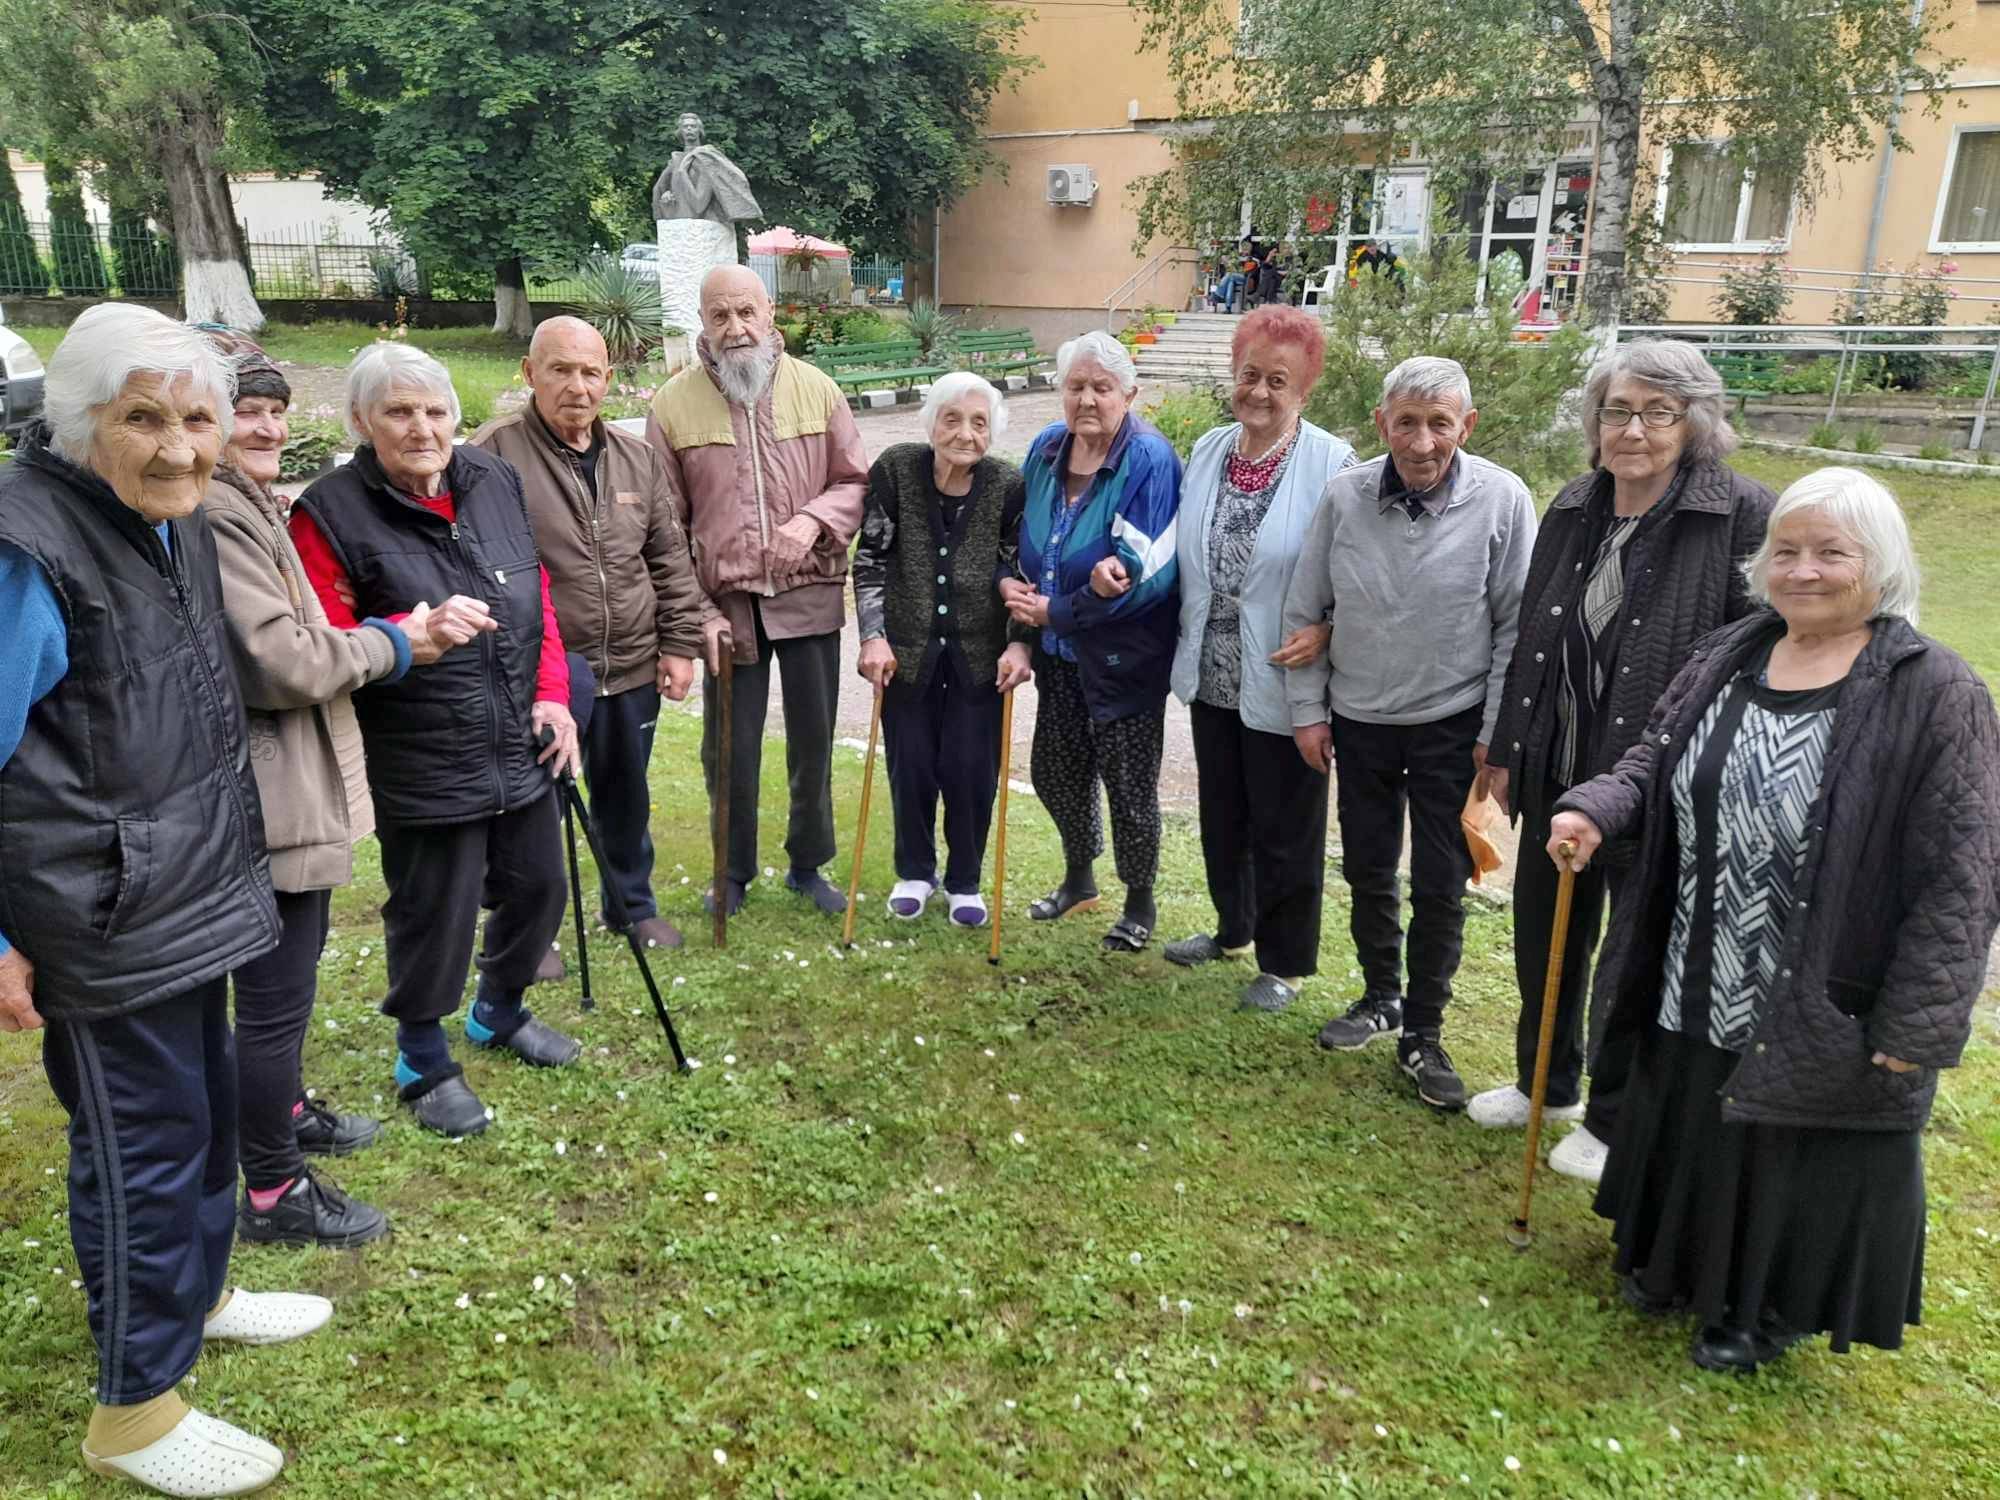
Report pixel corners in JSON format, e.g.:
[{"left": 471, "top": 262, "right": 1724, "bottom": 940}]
[
  {"left": 1655, "top": 141, "right": 1794, "bottom": 253},
  {"left": 1929, "top": 124, "right": 2000, "bottom": 253}
]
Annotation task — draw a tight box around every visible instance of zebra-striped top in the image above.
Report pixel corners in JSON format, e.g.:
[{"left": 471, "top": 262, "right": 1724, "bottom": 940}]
[{"left": 1657, "top": 660, "right": 1842, "bottom": 1051}]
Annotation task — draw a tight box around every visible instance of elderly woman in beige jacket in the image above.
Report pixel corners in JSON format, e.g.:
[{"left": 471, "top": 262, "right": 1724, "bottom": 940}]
[{"left": 200, "top": 332, "right": 481, "bottom": 1250}]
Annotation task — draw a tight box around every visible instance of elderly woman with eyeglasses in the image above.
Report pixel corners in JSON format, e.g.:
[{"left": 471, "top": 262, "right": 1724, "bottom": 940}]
[{"left": 1474, "top": 340, "right": 1776, "bottom": 1184}]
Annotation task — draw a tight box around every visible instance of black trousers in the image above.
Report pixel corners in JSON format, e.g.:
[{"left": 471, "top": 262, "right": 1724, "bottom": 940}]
[
  {"left": 231, "top": 887, "right": 331, "bottom": 1190},
  {"left": 702, "top": 606, "right": 840, "bottom": 885},
  {"left": 883, "top": 648, "right": 1004, "bottom": 894},
  {"left": 583, "top": 681, "right": 663, "bottom": 925},
  {"left": 378, "top": 791, "right": 566, "bottom": 1024},
  {"left": 1029, "top": 649, "right": 1164, "bottom": 889},
  {"left": 1189, "top": 699, "right": 1328, "bottom": 978},
  {"left": 1329, "top": 705, "right": 1482, "bottom": 1034},
  {"left": 43, "top": 979, "right": 236, "bottom": 1404}
]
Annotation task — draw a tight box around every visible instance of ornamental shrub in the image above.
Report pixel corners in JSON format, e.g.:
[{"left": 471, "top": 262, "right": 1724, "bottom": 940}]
[
  {"left": 0, "top": 151, "right": 48, "bottom": 295},
  {"left": 45, "top": 160, "right": 107, "bottom": 296}
]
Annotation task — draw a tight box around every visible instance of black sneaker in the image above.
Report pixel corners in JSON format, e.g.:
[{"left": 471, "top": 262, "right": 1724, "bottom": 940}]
[
  {"left": 1315, "top": 993, "right": 1403, "bottom": 1051},
  {"left": 237, "top": 1169, "right": 390, "bottom": 1250},
  {"left": 1397, "top": 1031, "right": 1467, "bottom": 1111},
  {"left": 293, "top": 1095, "right": 382, "bottom": 1158}
]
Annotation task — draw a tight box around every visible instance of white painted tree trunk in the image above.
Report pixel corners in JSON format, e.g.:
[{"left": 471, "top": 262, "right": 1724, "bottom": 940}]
[
  {"left": 182, "top": 257, "right": 264, "bottom": 331},
  {"left": 493, "top": 257, "right": 534, "bottom": 338},
  {"left": 159, "top": 118, "right": 264, "bottom": 332}
]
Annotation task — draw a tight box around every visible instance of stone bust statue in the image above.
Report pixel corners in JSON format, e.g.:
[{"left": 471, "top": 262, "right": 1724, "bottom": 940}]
[{"left": 651, "top": 113, "right": 762, "bottom": 227}]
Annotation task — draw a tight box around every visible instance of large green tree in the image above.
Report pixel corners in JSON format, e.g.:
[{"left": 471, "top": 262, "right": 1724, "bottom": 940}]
[
  {"left": 245, "top": 0, "right": 1024, "bottom": 336},
  {"left": 1133, "top": 0, "right": 1956, "bottom": 324},
  {"left": 0, "top": 0, "right": 265, "bottom": 326}
]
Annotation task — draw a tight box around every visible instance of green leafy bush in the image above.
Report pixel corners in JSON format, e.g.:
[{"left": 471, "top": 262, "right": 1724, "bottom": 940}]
[
  {"left": 1142, "top": 388, "right": 1228, "bottom": 459},
  {"left": 1807, "top": 422, "right": 1843, "bottom": 450},
  {"left": 1712, "top": 260, "right": 1792, "bottom": 331},
  {"left": 1917, "top": 440, "right": 1953, "bottom": 462},
  {"left": 904, "top": 298, "right": 958, "bottom": 362},
  {"left": 278, "top": 417, "right": 344, "bottom": 481},
  {"left": 45, "top": 162, "right": 107, "bottom": 297},
  {"left": 1851, "top": 425, "right": 1883, "bottom": 454},
  {"left": 567, "top": 252, "right": 664, "bottom": 372}
]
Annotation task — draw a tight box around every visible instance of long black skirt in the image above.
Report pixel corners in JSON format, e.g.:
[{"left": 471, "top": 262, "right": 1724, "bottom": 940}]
[{"left": 1594, "top": 1024, "right": 1925, "bottom": 1353}]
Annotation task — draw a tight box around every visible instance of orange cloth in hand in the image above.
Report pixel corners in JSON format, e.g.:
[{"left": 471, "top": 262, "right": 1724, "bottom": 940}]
[{"left": 1462, "top": 783, "right": 1504, "bottom": 884}]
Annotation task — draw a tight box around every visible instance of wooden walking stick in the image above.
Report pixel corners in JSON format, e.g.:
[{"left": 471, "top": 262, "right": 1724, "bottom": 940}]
[
  {"left": 711, "top": 651, "right": 734, "bottom": 950},
  {"left": 1508, "top": 838, "right": 1579, "bottom": 1251},
  {"left": 988, "top": 687, "right": 1016, "bottom": 965},
  {"left": 842, "top": 684, "right": 885, "bottom": 947}
]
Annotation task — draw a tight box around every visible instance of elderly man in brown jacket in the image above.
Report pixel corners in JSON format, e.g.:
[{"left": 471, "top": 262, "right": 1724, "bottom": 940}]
[
  {"left": 647, "top": 265, "right": 869, "bottom": 916},
  {"left": 472, "top": 316, "right": 705, "bottom": 949}
]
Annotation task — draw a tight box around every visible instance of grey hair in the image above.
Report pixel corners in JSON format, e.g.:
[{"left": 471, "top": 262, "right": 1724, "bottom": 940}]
[
  {"left": 920, "top": 370, "right": 1008, "bottom": 445},
  {"left": 344, "top": 341, "right": 460, "bottom": 444},
  {"left": 1379, "top": 355, "right": 1472, "bottom": 413},
  {"left": 44, "top": 303, "right": 236, "bottom": 463},
  {"left": 1055, "top": 330, "right": 1139, "bottom": 395},
  {"left": 1744, "top": 466, "right": 1921, "bottom": 626},
  {"left": 1582, "top": 339, "right": 1737, "bottom": 468}
]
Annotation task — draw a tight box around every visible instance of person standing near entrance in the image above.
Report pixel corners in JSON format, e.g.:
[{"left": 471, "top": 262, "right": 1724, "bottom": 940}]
[{"left": 472, "top": 317, "right": 705, "bottom": 951}]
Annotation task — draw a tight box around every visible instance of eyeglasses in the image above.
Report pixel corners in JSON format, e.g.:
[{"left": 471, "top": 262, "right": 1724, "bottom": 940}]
[{"left": 1597, "top": 405, "right": 1687, "bottom": 429}]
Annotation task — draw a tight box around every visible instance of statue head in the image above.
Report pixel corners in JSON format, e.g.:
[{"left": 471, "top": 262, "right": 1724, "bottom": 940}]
[{"left": 678, "top": 113, "right": 704, "bottom": 150}]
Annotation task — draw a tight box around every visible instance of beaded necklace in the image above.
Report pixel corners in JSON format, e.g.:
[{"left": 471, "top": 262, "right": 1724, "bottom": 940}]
[{"left": 1224, "top": 422, "right": 1299, "bottom": 493}]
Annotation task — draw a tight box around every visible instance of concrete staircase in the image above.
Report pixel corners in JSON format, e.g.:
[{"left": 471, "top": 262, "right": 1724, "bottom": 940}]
[{"left": 1130, "top": 309, "right": 1238, "bottom": 388}]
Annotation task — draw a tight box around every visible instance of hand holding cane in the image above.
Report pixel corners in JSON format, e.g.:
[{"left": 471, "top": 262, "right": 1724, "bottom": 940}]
[
  {"left": 536, "top": 724, "right": 594, "bottom": 1010},
  {"left": 1508, "top": 837, "right": 1579, "bottom": 1251},
  {"left": 712, "top": 651, "right": 734, "bottom": 949},
  {"left": 842, "top": 683, "right": 885, "bottom": 947},
  {"left": 988, "top": 686, "right": 1016, "bottom": 965}
]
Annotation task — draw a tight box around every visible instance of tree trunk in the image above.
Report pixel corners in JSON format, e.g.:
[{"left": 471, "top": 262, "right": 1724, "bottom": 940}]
[
  {"left": 159, "top": 116, "right": 263, "bottom": 331},
  {"left": 494, "top": 256, "right": 534, "bottom": 338},
  {"left": 1580, "top": 4, "right": 1645, "bottom": 330}
]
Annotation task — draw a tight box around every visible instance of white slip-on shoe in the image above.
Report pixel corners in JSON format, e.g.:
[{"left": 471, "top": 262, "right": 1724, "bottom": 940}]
[
  {"left": 201, "top": 1289, "right": 333, "bottom": 1347},
  {"left": 1467, "top": 1084, "right": 1585, "bottom": 1130},
  {"left": 886, "top": 879, "right": 935, "bottom": 920},
  {"left": 1548, "top": 1124, "right": 1611, "bottom": 1185},
  {"left": 946, "top": 892, "right": 988, "bottom": 927},
  {"left": 83, "top": 1408, "right": 283, "bottom": 1497}
]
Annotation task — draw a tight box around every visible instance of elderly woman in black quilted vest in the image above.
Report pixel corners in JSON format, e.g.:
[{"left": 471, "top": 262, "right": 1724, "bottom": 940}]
[
  {"left": 852, "top": 371, "right": 1032, "bottom": 927},
  {"left": 1551, "top": 467, "right": 2000, "bottom": 1374}
]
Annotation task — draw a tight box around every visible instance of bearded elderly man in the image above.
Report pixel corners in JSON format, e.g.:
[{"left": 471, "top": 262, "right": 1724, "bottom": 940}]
[
  {"left": 472, "top": 317, "right": 704, "bottom": 950},
  {"left": 646, "top": 265, "right": 868, "bottom": 916}
]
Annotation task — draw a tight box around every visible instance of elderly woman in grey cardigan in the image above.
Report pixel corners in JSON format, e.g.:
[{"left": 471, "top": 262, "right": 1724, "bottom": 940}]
[
  {"left": 1164, "top": 306, "right": 1354, "bottom": 1011},
  {"left": 853, "top": 372, "right": 1032, "bottom": 926}
]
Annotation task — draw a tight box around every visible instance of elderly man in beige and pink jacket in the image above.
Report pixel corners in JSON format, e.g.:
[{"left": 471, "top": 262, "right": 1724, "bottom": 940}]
[{"left": 646, "top": 265, "right": 869, "bottom": 916}]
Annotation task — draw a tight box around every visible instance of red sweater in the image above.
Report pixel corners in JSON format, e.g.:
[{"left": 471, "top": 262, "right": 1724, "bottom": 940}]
[{"left": 289, "top": 489, "right": 570, "bottom": 705}]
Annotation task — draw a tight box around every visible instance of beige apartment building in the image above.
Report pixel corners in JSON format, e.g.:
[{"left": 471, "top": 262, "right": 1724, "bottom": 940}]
[{"left": 935, "top": 0, "right": 2000, "bottom": 343}]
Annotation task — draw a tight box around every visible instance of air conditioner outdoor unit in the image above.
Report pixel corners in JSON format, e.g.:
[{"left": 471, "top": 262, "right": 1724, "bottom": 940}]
[{"left": 1047, "top": 164, "right": 1097, "bottom": 206}]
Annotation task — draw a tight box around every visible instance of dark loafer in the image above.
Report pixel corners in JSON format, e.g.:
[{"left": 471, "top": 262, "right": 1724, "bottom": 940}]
[
  {"left": 1237, "top": 975, "right": 1299, "bottom": 1012},
  {"left": 399, "top": 1066, "right": 489, "bottom": 1139},
  {"left": 489, "top": 1015, "right": 582, "bottom": 1068},
  {"left": 620, "top": 915, "right": 684, "bottom": 951},
  {"left": 1619, "top": 1271, "right": 1680, "bottom": 1318}
]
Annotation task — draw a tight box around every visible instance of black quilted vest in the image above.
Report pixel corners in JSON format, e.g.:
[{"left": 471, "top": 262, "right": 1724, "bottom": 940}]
[
  {"left": 876, "top": 443, "right": 1014, "bottom": 690},
  {"left": 0, "top": 430, "right": 278, "bottom": 1021},
  {"left": 292, "top": 444, "right": 549, "bottom": 826}
]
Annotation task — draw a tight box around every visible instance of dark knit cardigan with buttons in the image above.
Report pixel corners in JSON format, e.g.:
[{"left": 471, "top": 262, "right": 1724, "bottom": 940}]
[{"left": 852, "top": 443, "right": 1028, "bottom": 690}]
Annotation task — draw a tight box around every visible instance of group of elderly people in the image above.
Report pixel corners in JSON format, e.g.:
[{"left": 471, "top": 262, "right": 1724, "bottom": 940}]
[{"left": 1, "top": 277, "right": 1996, "bottom": 1494}]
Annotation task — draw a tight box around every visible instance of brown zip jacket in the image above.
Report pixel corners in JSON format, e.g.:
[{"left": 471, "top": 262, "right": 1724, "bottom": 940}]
[{"left": 471, "top": 401, "right": 705, "bottom": 696}]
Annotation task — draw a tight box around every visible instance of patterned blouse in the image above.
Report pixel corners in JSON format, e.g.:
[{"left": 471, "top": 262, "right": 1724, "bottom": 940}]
[
  {"left": 1196, "top": 428, "right": 1300, "bottom": 710},
  {"left": 1657, "top": 652, "right": 1842, "bottom": 1051}
]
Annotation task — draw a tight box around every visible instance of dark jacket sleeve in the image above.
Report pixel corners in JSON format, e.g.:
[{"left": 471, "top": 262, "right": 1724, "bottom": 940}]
[
  {"left": 852, "top": 454, "right": 896, "bottom": 642},
  {"left": 1866, "top": 676, "right": 2000, "bottom": 1069},
  {"left": 1554, "top": 637, "right": 1715, "bottom": 843},
  {"left": 641, "top": 445, "right": 707, "bottom": 660},
  {"left": 1722, "top": 471, "right": 1778, "bottom": 623}
]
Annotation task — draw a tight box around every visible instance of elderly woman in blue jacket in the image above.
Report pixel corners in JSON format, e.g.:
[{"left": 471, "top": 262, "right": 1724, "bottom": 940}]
[
  {"left": 1164, "top": 306, "right": 1355, "bottom": 1011},
  {"left": 1001, "top": 331, "right": 1184, "bottom": 953}
]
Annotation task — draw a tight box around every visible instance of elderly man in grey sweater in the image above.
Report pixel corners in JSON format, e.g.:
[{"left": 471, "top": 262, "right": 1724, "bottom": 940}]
[{"left": 1280, "top": 355, "right": 1535, "bottom": 1110}]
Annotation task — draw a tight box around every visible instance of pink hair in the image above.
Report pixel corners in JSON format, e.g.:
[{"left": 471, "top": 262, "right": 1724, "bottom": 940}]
[{"left": 1230, "top": 305, "right": 1326, "bottom": 389}]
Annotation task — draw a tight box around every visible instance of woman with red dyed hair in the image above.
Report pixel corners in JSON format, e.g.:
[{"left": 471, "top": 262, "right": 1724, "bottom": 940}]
[{"left": 1165, "top": 305, "right": 1356, "bottom": 1011}]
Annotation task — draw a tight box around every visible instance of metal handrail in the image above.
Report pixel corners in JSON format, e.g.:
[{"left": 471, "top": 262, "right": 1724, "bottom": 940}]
[{"left": 1103, "top": 245, "right": 1197, "bottom": 327}]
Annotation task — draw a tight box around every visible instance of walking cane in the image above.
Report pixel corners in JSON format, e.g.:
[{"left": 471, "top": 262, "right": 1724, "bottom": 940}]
[
  {"left": 1508, "top": 838, "right": 1579, "bottom": 1251},
  {"left": 988, "top": 687, "right": 1016, "bottom": 966},
  {"left": 712, "top": 651, "right": 734, "bottom": 950},
  {"left": 842, "top": 683, "right": 885, "bottom": 948},
  {"left": 561, "top": 790, "right": 593, "bottom": 1010}
]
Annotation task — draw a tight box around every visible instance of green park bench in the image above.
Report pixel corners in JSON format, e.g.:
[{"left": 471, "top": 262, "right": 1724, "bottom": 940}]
[
  {"left": 810, "top": 338, "right": 951, "bottom": 394},
  {"left": 954, "top": 327, "right": 1053, "bottom": 380},
  {"left": 1706, "top": 350, "right": 1787, "bottom": 416}
]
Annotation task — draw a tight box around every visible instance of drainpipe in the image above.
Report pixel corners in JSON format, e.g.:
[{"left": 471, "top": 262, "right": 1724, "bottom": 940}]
[
  {"left": 932, "top": 205, "right": 942, "bottom": 306},
  {"left": 1855, "top": 0, "right": 1926, "bottom": 316}
]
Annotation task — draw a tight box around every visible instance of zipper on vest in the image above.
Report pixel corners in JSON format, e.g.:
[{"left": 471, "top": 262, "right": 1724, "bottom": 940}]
[
  {"left": 451, "top": 515, "right": 507, "bottom": 813},
  {"left": 564, "top": 458, "right": 612, "bottom": 693},
  {"left": 747, "top": 402, "right": 772, "bottom": 595}
]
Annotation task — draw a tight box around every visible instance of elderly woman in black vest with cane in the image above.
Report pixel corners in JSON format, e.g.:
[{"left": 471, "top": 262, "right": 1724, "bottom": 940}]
[{"left": 853, "top": 372, "right": 1033, "bottom": 926}]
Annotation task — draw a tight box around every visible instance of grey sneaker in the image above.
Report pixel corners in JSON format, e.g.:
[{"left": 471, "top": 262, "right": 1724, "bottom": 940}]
[
  {"left": 1237, "top": 975, "right": 1299, "bottom": 1013},
  {"left": 1315, "top": 993, "right": 1404, "bottom": 1051},
  {"left": 1397, "top": 1031, "right": 1467, "bottom": 1111},
  {"left": 1165, "top": 934, "right": 1250, "bottom": 968}
]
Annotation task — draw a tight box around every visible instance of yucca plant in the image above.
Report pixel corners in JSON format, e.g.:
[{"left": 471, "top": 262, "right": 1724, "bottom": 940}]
[
  {"left": 905, "top": 297, "right": 959, "bottom": 362},
  {"left": 569, "top": 252, "right": 665, "bottom": 371}
]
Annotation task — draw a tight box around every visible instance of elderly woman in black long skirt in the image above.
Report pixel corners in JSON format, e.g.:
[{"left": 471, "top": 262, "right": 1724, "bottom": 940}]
[{"left": 1551, "top": 467, "right": 2000, "bottom": 1373}]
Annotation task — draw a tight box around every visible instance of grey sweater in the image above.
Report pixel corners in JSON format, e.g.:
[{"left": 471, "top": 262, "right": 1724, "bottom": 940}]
[{"left": 1282, "top": 452, "right": 1535, "bottom": 741}]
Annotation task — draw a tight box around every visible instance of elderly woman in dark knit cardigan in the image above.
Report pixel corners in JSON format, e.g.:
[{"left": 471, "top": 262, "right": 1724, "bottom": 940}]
[
  {"left": 853, "top": 372, "right": 1033, "bottom": 926},
  {"left": 1552, "top": 467, "right": 2000, "bottom": 1374}
]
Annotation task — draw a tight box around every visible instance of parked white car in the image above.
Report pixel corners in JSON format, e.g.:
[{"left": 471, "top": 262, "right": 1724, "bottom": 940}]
[
  {"left": 1, "top": 313, "right": 46, "bottom": 440},
  {"left": 620, "top": 242, "right": 662, "bottom": 281}
]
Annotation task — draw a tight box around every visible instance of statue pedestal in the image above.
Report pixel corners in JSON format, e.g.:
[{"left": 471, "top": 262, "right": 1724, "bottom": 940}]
[{"left": 656, "top": 219, "right": 738, "bottom": 339}]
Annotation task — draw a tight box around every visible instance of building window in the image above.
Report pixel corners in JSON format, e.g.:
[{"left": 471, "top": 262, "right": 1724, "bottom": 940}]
[
  {"left": 1932, "top": 127, "right": 2000, "bottom": 251},
  {"left": 1659, "top": 142, "right": 1794, "bottom": 251}
]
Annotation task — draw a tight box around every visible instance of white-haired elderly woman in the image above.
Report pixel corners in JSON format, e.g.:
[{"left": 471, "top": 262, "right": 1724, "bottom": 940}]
[
  {"left": 1000, "top": 330, "right": 1184, "bottom": 953},
  {"left": 0, "top": 303, "right": 335, "bottom": 1496},
  {"left": 288, "top": 341, "right": 583, "bottom": 1140},
  {"left": 1549, "top": 468, "right": 2000, "bottom": 1374},
  {"left": 1474, "top": 338, "right": 1777, "bottom": 1183},
  {"left": 852, "top": 371, "right": 1032, "bottom": 925}
]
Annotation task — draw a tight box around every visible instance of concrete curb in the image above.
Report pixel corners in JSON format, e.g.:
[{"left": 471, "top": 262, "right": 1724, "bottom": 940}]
[{"left": 1744, "top": 438, "right": 1995, "bottom": 479}]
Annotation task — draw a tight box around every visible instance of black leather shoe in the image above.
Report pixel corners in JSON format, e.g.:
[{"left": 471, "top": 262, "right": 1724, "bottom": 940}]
[
  {"left": 400, "top": 1066, "right": 490, "bottom": 1138},
  {"left": 1690, "top": 1322, "right": 1795, "bottom": 1375},
  {"left": 1619, "top": 1272, "right": 1680, "bottom": 1317},
  {"left": 486, "top": 1015, "right": 581, "bottom": 1068},
  {"left": 238, "top": 1168, "right": 390, "bottom": 1250},
  {"left": 293, "top": 1095, "right": 383, "bottom": 1157}
]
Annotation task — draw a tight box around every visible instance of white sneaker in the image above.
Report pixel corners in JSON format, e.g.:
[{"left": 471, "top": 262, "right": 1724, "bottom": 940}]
[
  {"left": 1548, "top": 1125, "right": 1611, "bottom": 1185},
  {"left": 946, "top": 891, "right": 988, "bottom": 927},
  {"left": 886, "top": 879, "right": 935, "bottom": 920},
  {"left": 83, "top": 1408, "right": 283, "bottom": 1497},
  {"left": 1467, "top": 1084, "right": 1585, "bottom": 1130},
  {"left": 201, "top": 1289, "right": 333, "bottom": 1347}
]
